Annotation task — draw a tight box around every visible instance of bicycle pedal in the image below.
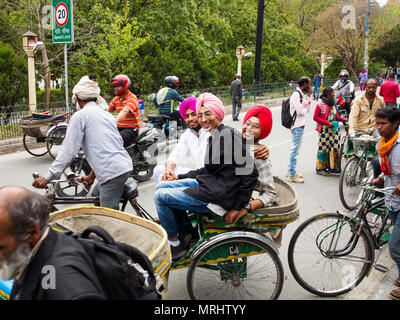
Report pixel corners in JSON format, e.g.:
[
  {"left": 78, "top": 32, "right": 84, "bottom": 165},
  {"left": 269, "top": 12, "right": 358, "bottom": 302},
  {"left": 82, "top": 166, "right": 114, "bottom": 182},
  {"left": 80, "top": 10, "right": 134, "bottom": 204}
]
[{"left": 374, "top": 264, "right": 388, "bottom": 273}]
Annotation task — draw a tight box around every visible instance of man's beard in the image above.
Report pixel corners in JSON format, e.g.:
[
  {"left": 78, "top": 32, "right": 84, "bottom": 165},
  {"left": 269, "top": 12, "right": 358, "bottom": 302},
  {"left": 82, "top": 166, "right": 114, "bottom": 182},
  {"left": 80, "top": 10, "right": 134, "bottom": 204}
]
[{"left": 0, "top": 243, "right": 32, "bottom": 280}]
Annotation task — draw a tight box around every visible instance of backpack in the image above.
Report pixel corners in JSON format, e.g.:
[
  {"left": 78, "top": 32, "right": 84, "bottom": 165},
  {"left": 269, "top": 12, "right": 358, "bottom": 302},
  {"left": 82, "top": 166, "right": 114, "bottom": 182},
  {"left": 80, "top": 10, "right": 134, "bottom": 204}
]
[
  {"left": 67, "top": 225, "right": 162, "bottom": 300},
  {"left": 281, "top": 90, "right": 302, "bottom": 129}
]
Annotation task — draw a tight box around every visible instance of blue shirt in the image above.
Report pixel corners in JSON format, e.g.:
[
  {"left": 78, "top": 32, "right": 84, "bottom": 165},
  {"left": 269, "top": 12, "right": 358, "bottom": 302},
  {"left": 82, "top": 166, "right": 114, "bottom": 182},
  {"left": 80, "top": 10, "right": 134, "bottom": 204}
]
[{"left": 45, "top": 102, "right": 133, "bottom": 184}]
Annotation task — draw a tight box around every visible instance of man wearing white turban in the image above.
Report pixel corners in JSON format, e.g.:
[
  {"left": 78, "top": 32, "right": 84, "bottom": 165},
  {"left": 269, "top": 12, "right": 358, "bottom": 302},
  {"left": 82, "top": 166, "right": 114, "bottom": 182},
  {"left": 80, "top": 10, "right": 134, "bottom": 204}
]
[{"left": 33, "top": 76, "right": 133, "bottom": 210}]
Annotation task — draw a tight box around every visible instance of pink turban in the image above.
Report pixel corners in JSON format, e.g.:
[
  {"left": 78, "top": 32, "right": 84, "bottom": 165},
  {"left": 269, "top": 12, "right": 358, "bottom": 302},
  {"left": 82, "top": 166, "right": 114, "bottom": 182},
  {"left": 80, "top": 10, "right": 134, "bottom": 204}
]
[
  {"left": 196, "top": 93, "right": 225, "bottom": 122},
  {"left": 179, "top": 97, "right": 197, "bottom": 120}
]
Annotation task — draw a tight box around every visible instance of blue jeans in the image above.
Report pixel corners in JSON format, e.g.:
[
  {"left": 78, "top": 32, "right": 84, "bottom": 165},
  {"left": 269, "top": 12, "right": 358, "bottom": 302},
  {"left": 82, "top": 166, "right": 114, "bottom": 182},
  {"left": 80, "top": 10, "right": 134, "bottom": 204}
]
[
  {"left": 154, "top": 179, "right": 213, "bottom": 238},
  {"left": 288, "top": 126, "right": 305, "bottom": 178},
  {"left": 388, "top": 210, "right": 400, "bottom": 278},
  {"left": 312, "top": 86, "right": 320, "bottom": 100}
]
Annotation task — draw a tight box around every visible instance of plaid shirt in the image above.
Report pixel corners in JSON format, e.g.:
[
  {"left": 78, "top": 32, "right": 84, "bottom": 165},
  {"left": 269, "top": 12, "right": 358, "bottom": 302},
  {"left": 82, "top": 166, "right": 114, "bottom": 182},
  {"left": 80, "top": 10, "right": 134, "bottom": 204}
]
[{"left": 378, "top": 135, "right": 400, "bottom": 212}]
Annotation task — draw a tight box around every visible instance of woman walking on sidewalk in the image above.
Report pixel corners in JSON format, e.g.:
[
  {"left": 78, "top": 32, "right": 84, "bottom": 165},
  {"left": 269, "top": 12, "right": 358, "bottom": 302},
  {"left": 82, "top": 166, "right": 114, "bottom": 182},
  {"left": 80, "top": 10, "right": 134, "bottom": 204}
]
[{"left": 313, "top": 87, "right": 347, "bottom": 175}]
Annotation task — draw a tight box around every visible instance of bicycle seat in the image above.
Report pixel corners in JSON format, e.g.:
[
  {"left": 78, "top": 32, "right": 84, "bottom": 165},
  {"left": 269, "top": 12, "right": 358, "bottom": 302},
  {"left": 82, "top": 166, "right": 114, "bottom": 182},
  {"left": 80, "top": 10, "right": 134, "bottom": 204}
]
[
  {"left": 353, "top": 135, "right": 379, "bottom": 144},
  {"left": 122, "top": 181, "right": 138, "bottom": 201},
  {"left": 147, "top": 114, "right": 172, "bottom": 123},
  {"left": 133, "top": 126, "right": 151, "bottom": 143}
]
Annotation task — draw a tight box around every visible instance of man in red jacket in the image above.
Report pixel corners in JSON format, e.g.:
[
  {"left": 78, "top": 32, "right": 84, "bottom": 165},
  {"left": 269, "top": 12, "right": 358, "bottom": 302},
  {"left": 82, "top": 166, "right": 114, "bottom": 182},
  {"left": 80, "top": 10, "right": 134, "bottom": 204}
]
[{"left": 379, "top": 71, "right": 400, "bottom": 109}]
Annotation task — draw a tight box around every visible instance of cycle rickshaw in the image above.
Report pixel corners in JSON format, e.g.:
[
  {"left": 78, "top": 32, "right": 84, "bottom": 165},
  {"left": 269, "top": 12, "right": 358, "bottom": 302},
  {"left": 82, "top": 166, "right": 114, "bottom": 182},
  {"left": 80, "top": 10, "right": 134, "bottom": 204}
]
[
  {"left": 169, "top": 176, "right": 299, "bottom": 300},
  {"left": 0, "top": 176, "right": 299, "bottom": 300},
  {"left": 18, "top": 112, "right": 69, "bottom": 158}
]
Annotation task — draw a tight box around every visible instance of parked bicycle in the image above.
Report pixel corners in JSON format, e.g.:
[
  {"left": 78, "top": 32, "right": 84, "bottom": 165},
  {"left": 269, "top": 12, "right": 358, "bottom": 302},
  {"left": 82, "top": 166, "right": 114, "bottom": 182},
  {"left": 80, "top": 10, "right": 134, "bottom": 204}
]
[
  {"left": 18, "top": 112, "right": 68, "bottom": 158},
  {"left": 288, "top": 183, "right": 394, "bottom": 297},
  {"left": 339, "top": 134, "right": 377, "bottom": 210}
]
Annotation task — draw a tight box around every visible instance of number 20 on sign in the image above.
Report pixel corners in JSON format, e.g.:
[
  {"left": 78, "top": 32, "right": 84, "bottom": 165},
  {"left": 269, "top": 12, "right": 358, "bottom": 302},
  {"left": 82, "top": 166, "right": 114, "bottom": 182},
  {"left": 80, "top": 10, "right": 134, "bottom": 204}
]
[{"left": 52, "top": 0, "right": 74, "bottom": 44}]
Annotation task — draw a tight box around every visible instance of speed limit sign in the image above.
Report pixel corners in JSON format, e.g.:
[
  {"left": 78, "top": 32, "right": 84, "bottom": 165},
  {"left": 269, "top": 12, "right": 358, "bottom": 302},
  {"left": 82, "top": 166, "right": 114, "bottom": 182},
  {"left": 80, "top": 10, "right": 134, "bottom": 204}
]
[
  {"left": 52, "top": 0, "right": 74, "bottom": 44},
  {"left": 55, "top": 3, "right": 68, "bottom": 27}
]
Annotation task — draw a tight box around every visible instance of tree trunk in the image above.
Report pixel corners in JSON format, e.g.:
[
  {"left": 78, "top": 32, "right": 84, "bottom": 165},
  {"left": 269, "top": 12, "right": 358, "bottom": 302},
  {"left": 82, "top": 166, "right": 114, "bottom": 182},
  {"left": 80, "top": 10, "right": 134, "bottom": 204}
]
[{"left": 39, "top": 0, "right": 51, "bottom": 108}]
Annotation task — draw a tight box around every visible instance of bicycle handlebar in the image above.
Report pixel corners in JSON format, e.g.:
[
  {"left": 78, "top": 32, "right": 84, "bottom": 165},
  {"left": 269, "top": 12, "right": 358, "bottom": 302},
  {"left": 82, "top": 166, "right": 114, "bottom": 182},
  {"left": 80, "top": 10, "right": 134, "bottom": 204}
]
[
  {"left": 32, "top": 172, "right": 85, "bottom": 189},
  {"left": 362, "top": 185, "right": 397, "bottom": 197}
]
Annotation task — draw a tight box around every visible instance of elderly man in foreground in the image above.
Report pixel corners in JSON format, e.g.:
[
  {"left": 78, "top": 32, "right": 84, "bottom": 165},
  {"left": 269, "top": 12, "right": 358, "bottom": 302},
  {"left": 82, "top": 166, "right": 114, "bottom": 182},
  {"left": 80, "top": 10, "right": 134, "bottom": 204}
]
[
  {"left": 0, "top": 186, "right": 105, "bottom": 300},
  {"left": 32, "top": 76, "right": 132, "bottom": 210}
]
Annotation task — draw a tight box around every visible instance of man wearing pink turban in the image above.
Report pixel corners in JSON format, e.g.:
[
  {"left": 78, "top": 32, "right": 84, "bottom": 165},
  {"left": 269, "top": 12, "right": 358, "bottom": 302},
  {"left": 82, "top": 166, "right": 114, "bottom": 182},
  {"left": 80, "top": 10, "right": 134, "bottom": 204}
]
[
  {"left": 154, "top": 93, "right": 259, "bottom": 260},
  {"left": 152, "top": 97, "right": 210, "bottom": 183}
]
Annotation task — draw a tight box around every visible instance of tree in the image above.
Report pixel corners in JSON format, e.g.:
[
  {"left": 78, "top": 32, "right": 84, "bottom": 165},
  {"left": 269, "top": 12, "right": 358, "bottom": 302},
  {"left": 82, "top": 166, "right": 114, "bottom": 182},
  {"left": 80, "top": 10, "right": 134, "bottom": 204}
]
[
  {"left": 0, "top": 41, "right": 27, "bottom": 106},
  {"left": 308, "top": 1, "right": 373, "bottom": 78},
  {"left": 0, "top": 0, "right": 57, "bottom": 107}
]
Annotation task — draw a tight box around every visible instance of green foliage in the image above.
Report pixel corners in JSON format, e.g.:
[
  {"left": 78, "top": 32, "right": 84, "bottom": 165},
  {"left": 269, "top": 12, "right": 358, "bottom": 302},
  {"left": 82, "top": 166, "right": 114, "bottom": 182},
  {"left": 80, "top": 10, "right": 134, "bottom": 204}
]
[
  {"left": 0, "top": 41, "right": 27, "bottom": 105},
  {"left": 0, "top": 0, "right": 396, "bottom": 104}
]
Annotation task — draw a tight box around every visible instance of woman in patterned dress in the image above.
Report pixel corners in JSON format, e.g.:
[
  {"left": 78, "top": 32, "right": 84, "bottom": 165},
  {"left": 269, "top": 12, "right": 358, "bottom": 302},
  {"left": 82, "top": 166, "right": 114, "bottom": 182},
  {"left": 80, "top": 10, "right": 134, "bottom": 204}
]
[{"left": 313, "top": 87, "right": 348, "bottom": 175}]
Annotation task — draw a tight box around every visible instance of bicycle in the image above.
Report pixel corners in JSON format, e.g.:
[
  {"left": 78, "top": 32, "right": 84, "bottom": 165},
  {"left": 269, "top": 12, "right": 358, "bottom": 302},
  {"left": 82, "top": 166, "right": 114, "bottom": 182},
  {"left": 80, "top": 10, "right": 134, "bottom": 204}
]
[
  {"left": 339, "top": 134, "right": 377, "bottom": 210},
  {"left": 32, "top": 172, "right": 155, "bottom": 221},
  {"left": 18, "top": 112, "right": 68, "bottom": 158},
  {"left": 288, "top": 184, "right": 394, "bottom": 297}
]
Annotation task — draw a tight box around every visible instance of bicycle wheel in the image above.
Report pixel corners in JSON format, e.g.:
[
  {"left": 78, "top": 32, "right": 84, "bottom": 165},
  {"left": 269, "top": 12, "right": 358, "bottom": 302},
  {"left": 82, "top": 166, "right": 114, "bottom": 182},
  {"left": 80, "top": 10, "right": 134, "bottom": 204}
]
[
  {"left": 187, "top": 235, "right": 284, "bottom": 300},
  {"left": 22, "top": 133, "right": 48, "bottom": 157},
  {"left": 288, "top": 213, "right": 373, "bottom": 297},
  {"left": 54, "top": 156, "right": 92, "bottom": 197},
  {"left": 46, "top": 124, "right": 67, "bottom": 159},
  {"left": 339, "top": 156, "right": 367, "bottom": 210}
]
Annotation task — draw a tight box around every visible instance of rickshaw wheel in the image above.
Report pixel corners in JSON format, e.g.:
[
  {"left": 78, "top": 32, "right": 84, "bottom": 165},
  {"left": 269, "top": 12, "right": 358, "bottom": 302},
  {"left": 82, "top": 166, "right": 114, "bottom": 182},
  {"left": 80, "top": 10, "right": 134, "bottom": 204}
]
[
  {"left": 186, "top": 235, "right": 283, "bottom": 300},
  {"left": 22, "top": 133, "right": 48, "bottom": 157},
  {"left": 47, "top": 124, "right": 67, "bottom": 159}
]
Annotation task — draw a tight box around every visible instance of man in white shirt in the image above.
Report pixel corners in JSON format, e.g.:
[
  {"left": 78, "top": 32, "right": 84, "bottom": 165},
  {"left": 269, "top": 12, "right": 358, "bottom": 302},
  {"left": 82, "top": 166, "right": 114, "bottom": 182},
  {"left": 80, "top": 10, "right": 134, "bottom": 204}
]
[
  {"left": 153, "top": 97, "right": 209, "bottom": 182},
  {"left": 287, "top": 76, "right": 312, "bottom": 183},
  {"left": 332, "top": 69, "right": 355, "bottom": 116},
  {"left": 32, "top": 76, "right": 132, "bottom": 210}
]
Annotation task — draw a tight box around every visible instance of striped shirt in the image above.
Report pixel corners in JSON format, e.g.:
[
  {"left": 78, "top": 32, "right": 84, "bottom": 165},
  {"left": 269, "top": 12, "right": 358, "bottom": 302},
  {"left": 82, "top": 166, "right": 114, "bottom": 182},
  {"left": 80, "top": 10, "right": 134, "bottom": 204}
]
[{"left": 108, "top": 90, "right": 140, "bottom": 129}]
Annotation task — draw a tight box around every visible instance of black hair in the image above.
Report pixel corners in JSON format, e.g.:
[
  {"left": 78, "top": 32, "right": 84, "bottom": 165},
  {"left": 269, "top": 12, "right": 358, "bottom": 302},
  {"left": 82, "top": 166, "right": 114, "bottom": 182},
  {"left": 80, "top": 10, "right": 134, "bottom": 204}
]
[
  {"left": 375, "top": 107, "right": 400, "bottom": 124},
  {"left": 297, "top": 76, "right": 311, "bottom": 87},
  {"left": 322, "top": 87, "right": 334, "bottom": 97},
  {"left": 89, "top": 74, "right": 97, "bottom": 80},
  {"left": 365, "top": 78, "right": 378, "bottom": 86}
]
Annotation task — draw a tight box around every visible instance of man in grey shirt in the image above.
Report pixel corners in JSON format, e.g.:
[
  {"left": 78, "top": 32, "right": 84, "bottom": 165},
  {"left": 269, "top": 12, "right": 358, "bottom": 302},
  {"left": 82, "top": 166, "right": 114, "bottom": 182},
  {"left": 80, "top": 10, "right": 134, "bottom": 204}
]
[
  {"left": 33, "top": 76, "right": 132, "bottom": 210},
  {"left": 231, "top": 73, "right": 243, "bottom": 121},
  {"left": 371, "top": 107, "right": 400, "bottom": 300}
]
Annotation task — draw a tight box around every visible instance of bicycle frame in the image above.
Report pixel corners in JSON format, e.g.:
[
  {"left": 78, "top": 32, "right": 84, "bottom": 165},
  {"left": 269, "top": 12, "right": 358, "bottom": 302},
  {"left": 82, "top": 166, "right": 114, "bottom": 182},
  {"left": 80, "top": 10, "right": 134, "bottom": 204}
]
[{"left": 316, "top": 187, "right": 390, "bottom": 260}]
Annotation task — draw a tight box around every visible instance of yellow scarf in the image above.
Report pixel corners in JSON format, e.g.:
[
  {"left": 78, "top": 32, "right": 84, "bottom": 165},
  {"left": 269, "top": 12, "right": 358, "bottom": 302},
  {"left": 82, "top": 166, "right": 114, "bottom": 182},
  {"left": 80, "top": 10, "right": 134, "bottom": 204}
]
[{"left": 378, "top": 131, "right": 399, "bottom": 176}]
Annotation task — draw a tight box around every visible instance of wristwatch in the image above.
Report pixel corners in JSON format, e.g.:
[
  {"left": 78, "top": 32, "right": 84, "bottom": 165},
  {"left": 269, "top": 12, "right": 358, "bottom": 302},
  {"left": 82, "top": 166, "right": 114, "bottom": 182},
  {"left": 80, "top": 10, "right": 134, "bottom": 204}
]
[{"left": 244, "top": 202, "right": 252, "bottom": 213}]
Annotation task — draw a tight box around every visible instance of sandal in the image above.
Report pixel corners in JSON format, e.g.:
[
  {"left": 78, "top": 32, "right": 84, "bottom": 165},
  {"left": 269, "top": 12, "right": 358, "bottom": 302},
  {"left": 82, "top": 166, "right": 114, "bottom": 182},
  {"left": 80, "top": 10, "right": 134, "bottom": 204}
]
[
  {"left": 394, "top": 278, "right": 400, "bottom": 287},
  {"left": 390, "top": 288, "right": 400, "bottom": 300}
]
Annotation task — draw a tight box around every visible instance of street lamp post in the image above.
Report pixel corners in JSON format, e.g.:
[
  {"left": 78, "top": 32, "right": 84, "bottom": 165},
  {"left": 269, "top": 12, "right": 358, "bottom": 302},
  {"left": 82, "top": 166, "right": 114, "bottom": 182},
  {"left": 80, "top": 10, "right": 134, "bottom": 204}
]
[
  {"left": 22, "top": 31, "right": 42, "bottom": 114},
  {"left": 320, "top": 52, "right": 328, "bottom": 87},
  {"left": 364, "top": 0, "right": 371, "bottom": 74},
  {"left": 236, "top": 45, "right": 246, "bottom": 75}
]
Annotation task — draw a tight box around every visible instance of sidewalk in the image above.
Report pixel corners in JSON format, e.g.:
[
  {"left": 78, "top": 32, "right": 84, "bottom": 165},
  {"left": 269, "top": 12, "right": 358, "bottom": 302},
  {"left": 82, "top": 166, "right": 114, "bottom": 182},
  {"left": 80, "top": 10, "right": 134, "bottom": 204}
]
[{"left": 341, "top": 245, "right": 397, "bottom": 300}]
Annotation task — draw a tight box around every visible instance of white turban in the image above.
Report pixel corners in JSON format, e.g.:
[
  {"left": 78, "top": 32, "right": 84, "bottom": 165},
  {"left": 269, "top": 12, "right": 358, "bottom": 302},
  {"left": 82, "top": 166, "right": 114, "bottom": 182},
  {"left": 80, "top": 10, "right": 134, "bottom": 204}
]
[{"left": 71, "top": 75, "right": 101, "bottom": 104}]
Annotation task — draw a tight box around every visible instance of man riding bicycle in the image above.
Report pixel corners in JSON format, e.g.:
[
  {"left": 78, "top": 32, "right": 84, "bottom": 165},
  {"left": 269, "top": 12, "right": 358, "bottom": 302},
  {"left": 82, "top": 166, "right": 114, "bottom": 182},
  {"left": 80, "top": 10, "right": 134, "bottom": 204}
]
[
  {"left": 32, "top": 76, "right": 132, "bottom": 210},
  {"left": 153, "top": 76, "right": 185, "bottom": 124},
  {"left": 332, "top": 69, "right": 355, "bottom": 116}
]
